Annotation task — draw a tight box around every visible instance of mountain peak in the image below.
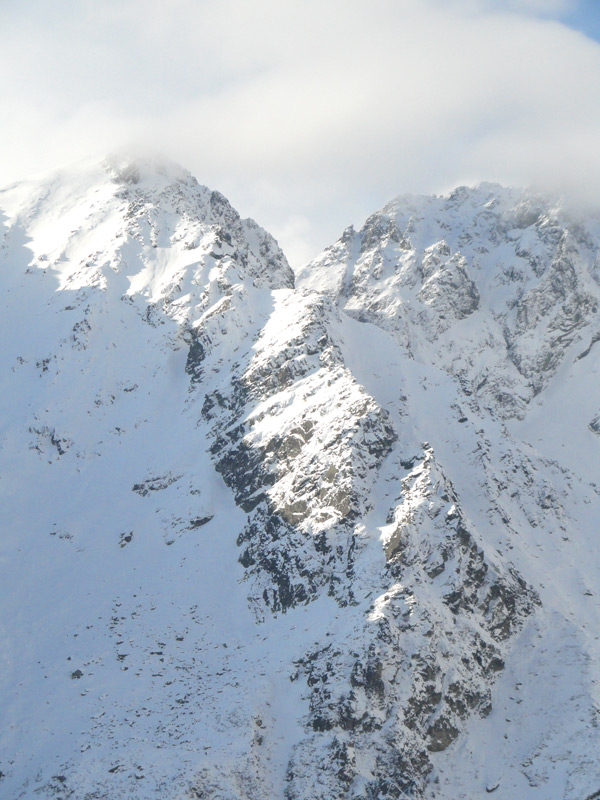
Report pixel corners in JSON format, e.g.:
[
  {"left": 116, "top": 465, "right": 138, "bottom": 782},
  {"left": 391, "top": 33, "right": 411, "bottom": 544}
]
[
  {"left": 0, "top": 152, "right": 293, "bottom": 297},
  {"left": 101, "top": 150, "right": 198, "bottom": 187},
  {"left": 298, "top": 178, "right": 600, "bottom": 419}
]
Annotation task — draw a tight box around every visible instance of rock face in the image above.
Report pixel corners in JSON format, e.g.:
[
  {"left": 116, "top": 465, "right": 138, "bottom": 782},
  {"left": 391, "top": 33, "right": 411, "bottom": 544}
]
[{"left": 1, "top": 163, "right": 600, "bottom": 800}]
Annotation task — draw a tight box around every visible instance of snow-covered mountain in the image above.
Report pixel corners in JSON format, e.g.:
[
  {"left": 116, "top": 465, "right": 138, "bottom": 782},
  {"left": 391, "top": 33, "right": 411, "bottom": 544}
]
[{"left": 1, "top": 156, "right": 599, "bottom": 800}]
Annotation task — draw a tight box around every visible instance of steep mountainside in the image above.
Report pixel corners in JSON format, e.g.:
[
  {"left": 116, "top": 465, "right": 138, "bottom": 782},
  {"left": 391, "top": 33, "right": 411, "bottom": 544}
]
[{"left": 1, "top": 159, "right": 599, "bottom": 800}]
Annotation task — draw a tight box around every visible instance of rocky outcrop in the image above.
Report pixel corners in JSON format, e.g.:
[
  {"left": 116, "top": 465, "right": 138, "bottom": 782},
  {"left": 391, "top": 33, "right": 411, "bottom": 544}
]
[
  {"left": 278, "top": 446, "right": 537, "bottom": 798},
  {"left": 200, "top": 290, "right": 397, "bottom": 613}
]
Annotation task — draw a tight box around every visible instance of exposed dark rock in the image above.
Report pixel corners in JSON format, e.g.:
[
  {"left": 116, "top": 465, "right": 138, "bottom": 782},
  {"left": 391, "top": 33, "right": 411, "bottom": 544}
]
[{"left": 188, "top": 515, "right": 214, "bottom": 529}]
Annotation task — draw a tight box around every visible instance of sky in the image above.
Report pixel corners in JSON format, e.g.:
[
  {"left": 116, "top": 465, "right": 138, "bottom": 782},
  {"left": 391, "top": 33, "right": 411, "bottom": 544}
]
[{"left": 2, "top": 0, "right": 600, "bottom": 267}]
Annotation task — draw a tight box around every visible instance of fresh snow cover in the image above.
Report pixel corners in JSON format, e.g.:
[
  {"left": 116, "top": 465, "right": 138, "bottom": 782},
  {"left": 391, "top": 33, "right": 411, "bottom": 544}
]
[{"left": 0, "top": 155, "right": 599, "bottom": 799}]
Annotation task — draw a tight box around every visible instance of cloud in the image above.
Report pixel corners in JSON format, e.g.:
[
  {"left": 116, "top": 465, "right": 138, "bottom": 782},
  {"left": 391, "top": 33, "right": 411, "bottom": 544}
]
[{"left": 1, "top": 0, "right": 600, "bottom": 267}]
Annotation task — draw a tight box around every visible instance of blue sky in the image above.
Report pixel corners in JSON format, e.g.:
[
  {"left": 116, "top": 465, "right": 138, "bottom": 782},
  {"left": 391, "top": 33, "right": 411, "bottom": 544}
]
[
  {"left": 2, "top": 0, "right": 600, "bottom": 266},
  {"left": 564, "top": 0, "right": 600, "bottom": 40}
]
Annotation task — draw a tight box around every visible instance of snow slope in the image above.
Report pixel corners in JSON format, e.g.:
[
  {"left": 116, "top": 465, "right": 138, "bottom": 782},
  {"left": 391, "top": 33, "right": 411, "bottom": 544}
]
[{"left": 1, "top": 158, "right": 599, "bottom": 799}]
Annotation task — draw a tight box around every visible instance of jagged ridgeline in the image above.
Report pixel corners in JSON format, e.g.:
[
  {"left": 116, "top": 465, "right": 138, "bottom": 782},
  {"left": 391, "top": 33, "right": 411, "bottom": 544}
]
[{"left": 1, "top": 156, "right": 599, "bottom": 800}]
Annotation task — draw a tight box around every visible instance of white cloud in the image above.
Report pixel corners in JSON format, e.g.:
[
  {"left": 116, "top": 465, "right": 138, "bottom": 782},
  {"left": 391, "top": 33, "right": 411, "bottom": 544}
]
[{"left": 1, "top": 0, "right": 599, "bottom": 267}]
